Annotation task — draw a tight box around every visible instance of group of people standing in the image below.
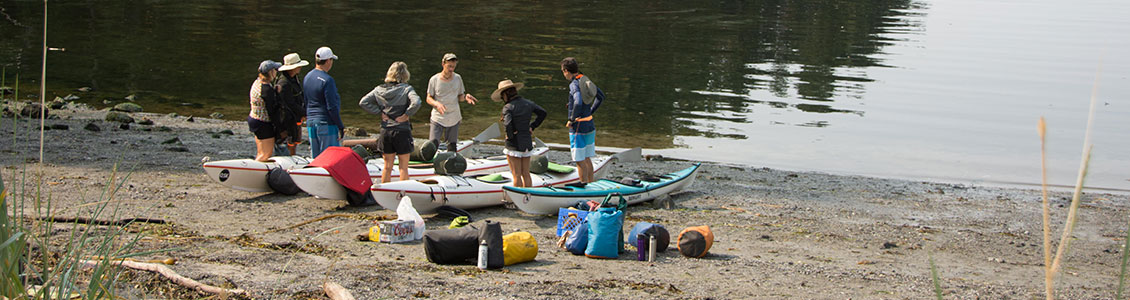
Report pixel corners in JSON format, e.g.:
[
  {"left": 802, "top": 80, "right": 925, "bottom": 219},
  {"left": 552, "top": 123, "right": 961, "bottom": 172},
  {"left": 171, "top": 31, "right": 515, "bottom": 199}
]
[{"left": 248, "top": 48, "right": 605, "bottom": 187}]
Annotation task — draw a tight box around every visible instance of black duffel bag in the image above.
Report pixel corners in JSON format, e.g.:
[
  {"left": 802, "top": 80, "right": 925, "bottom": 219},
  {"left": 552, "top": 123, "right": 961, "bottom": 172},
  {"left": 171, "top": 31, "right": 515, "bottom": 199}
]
[{"left": 424, "top": 224, "right": 480, "bottom": 265}]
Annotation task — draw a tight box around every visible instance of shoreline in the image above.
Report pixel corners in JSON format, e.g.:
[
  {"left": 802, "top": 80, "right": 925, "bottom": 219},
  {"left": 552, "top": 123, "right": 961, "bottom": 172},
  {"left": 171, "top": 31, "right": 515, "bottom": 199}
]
[{"left": 1, "top": 103, "right": 1127, "bottom": 298}]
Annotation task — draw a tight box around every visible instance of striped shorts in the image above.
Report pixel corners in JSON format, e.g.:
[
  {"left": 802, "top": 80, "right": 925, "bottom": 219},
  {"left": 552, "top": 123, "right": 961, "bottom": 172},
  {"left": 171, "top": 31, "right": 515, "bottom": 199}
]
[{"left": 569, "top": 132, "right": 596, "bottom": 162}]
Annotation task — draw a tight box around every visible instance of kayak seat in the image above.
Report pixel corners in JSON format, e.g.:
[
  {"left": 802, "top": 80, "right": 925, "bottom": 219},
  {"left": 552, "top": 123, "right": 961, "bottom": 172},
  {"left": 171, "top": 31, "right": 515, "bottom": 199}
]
[
  {"left": 641, "top": 176, "right": 662, "bottom": 182},
  {"left": 475, "top": 174, "right": 511, "bottom": 184}
]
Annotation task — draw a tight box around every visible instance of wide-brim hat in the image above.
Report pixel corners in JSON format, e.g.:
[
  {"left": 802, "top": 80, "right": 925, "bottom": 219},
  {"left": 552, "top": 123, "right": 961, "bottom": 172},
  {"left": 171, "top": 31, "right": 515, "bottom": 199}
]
[
  {"left": 490, "top": 80, "right": 524, "bottom": 102},
  {"left": 278, "top": 53, "right": 309, "bottom": 71}
]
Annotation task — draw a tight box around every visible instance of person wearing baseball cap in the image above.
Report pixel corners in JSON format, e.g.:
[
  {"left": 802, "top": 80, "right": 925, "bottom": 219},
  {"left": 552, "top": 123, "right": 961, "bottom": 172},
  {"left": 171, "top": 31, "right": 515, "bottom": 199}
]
[
  {"left": 276, "top": 53, "right": 309, "bottom": 155},
  {"left": 303, "top": 46, "right": 344, "bottom": 158},
  {"left": 249, "top": 60, "right": 283, "bottom": 162},
  {"left": 425, "top": 53, "right": 479, "bottom": 152}
]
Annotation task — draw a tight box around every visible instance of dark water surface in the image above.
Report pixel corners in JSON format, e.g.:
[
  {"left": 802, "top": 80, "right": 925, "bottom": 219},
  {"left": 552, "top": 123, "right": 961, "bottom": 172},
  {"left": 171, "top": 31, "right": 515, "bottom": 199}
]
[{"left": 1, "top": 0, "right": 1127, "bottom": 190}]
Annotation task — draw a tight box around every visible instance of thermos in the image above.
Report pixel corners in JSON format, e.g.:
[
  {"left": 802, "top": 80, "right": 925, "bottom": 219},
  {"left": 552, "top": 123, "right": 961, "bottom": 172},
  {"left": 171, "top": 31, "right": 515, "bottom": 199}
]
[
  {"left": 477, "top": 240, "right": 489, "bottom": 270},
  {"left": 636, "top": 233, "right": 649, "bottom": 261},
  {"left": 648, "top": 235, "right": 657, "bottom": 262}
]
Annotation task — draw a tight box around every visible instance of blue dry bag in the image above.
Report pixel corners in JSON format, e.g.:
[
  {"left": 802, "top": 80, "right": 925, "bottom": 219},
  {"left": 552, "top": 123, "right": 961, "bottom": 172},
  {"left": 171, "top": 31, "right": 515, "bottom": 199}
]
[{"left": 585, "top": 194, "right": 627, "bottom": 259}]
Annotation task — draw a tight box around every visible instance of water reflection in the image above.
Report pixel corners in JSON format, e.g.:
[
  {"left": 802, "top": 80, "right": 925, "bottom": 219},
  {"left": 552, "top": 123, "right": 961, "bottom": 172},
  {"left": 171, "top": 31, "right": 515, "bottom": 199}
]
[{"left": 0, "top": 0, "right": 925, "bottom": 150}]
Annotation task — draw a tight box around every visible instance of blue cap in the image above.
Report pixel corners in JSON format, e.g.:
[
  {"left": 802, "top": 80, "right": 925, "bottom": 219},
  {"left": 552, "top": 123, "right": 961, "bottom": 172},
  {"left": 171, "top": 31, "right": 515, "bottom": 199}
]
[{"left": 258, "top": 60, "right": 282, "bottom": 74}]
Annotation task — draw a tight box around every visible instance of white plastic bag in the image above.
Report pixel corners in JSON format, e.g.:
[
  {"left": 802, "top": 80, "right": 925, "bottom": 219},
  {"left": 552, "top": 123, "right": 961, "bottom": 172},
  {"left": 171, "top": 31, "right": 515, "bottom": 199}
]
[{"left": 396, "top": 195, "right": 425, "bottom": 240}]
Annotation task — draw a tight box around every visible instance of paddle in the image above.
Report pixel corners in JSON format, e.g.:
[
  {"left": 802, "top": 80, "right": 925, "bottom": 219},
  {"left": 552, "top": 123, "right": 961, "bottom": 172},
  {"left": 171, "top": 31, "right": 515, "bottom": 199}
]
[
  {"left": 611, "top": 147, "right": 643, "bottom": 163},
  {"left": 472, "top": 122, "right": 502, "bottom": 144}
]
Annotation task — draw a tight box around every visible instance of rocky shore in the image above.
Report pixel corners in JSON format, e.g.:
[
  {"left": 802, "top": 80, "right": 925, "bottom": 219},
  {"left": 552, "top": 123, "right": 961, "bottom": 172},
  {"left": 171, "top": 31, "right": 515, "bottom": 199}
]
[{"left": 1, "top": 102, "right": 1127, "bottom": 299}]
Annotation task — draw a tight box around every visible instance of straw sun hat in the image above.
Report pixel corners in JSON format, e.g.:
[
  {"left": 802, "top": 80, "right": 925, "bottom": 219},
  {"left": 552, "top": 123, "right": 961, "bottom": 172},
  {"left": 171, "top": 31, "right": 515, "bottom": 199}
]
[{"left": 490, "top": 80, "right": 524, "bottom": 102}]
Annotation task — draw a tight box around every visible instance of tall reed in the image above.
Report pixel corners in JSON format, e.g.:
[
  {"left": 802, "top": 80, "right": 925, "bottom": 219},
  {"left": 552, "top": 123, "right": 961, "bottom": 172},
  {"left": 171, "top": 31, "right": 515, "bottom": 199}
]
[{"left": 1039, "top": 67, "right": 1101, "bottom": 299}]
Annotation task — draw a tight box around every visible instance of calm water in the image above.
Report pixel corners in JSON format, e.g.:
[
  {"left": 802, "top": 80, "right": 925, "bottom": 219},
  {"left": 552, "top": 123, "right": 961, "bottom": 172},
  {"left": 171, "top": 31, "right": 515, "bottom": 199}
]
[{"left": 1, "top": 0, "right": 1127, "bottom": 191}]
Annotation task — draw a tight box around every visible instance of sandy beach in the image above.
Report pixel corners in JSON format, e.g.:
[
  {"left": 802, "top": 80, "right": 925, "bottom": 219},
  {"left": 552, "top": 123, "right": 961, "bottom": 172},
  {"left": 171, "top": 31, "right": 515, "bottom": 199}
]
[{"left": 1, "top": 102, "right": 1127, "bottom": 299}]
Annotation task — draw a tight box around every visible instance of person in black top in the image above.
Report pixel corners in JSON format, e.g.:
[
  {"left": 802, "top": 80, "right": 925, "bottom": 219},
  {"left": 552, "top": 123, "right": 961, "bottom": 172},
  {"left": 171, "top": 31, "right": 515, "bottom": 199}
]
[
  {"left": 276, "top": 53, "right": 309, "bottom": 155},
  {"left": 491, "top": 79, "right": 546, "bottom": 187}
]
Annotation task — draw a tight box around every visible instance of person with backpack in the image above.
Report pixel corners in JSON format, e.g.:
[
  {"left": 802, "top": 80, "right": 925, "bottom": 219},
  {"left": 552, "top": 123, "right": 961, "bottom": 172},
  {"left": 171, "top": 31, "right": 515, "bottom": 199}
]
[
  {"left": 248, "top": 60, "right": 282, "bottom": 162},
  {"left": 560, "top": 57, "right": 605, "bottom": 184}
]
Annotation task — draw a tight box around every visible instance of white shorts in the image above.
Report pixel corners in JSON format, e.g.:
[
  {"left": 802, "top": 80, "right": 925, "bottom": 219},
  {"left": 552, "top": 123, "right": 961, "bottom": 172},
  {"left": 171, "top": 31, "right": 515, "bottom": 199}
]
[{"left": 504, "top": 148, "right": 535, "bottom": 158}]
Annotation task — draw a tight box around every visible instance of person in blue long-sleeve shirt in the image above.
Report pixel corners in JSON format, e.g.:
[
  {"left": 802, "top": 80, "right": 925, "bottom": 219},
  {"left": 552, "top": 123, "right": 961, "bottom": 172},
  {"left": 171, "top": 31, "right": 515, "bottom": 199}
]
[
  {"left": 304, "top": 46, "right": 344, "bottom": 158},
  {"left": 561, "top": 57, "right": 605, "bottom": 184}
]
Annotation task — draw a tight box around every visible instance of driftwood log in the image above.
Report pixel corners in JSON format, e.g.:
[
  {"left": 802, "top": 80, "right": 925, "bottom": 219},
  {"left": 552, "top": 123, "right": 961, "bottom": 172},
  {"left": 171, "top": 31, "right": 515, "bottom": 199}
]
[
  {"left": 323, "top": 282, "right": 356, "bottom": 300},
  {"left": 80, "top": 260, "right": 246, "bottom": 297}
]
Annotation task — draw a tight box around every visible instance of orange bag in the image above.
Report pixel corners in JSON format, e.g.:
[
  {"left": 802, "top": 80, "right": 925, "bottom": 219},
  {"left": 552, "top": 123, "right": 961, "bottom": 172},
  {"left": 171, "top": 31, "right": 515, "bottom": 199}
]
[{"left": 677, "top": 225, "right": 714, "bottom": 258}]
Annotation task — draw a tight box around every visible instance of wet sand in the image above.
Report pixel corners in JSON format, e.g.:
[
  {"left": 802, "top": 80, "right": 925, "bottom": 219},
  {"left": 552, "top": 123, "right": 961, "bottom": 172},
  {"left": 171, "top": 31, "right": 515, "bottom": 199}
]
[{"left": 1, "top": 103, "right": 1126, "bottom": 299}]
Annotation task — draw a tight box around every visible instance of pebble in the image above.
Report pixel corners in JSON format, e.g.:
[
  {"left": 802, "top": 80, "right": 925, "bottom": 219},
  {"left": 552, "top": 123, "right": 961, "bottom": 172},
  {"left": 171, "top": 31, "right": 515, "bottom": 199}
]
[
  {"left": 209, "top": 112, "right": 224, "bottom": 119},
  {"left": 124, "top": 94, "right": 136, "bottom": 101},
  {"left": 104, "top": 111, "right": 135, "bottom": 123},
  {"left": 20, "top": 103, "right": 47, "bottom": 118},
  {"left": 162, "top": 137, "right": 181, "bottom": 145},
  {"left": 112, "top": 102, "right": 143, "bottom": 113},
  {"left": 83, "top": 122, "right": 101, "bottom": 132},
  {"left": 50, "top": 124, "right": 68, "bottom": 130},
  {"left": 137, "top": 117, "right": 154, "bottom": 125},
  {"left": 219, "top": 129, "right": 234, "bottom": 135},
  {"left": 165, "top": 146, "right": 190, "bottom": 152},
  {"left": 118, "top": 123, "right": 130, "bottom": 130},
  {"left": 76, "top": 87, "right": 92, "bottom": 92}
]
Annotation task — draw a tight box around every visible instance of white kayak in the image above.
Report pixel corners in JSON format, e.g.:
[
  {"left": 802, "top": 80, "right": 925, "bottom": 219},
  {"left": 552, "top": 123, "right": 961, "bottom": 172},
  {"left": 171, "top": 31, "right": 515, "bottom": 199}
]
[
  {"left": 503, "top": 162, "right": 697, "bottom": 215},
  {"left": 202, "top": 156, "right": 312, "bottom": 193},
  {"left": 203, "top": 124, "right": 500, "bottom": 194},
  {"left": 290, "top": 140, "right": 549, "bottom": 200},
  {"left": 370, "top": 155, "right": 613, "bottom": 214}
]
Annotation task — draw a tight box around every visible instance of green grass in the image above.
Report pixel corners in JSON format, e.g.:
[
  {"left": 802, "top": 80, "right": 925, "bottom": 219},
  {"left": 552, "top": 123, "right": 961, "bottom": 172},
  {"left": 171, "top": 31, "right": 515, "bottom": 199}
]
[{"left": 0, "top": 71, "right": 148, "bottom": 298}]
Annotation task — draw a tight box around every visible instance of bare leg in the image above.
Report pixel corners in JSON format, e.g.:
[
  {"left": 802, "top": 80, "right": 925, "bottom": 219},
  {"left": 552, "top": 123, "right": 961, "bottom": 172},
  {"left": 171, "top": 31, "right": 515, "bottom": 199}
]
[
  {"left": 381, "top": 153, "right": 396, "bottom": 183},
  {"left": 519, "top": 157, "right": 533, "bottom": 188},
  {"left": 578, "top": 157, "right": 593, "bottom": 183},
  {"left": 255, "top": 138, "right": 275, "bottom": 162},
  {"left": 507, "top": 155, "right": 523, "bottom": 187},
  {"left": 397, "top": 153, "right": 411, "bottom": 182}
]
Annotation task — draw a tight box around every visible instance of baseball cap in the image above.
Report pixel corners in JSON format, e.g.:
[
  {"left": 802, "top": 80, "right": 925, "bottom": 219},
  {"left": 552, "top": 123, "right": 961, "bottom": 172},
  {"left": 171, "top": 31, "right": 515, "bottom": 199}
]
[
  {"left": 442, "top": 53, "right": 458, "bottom": 62},
  {"left": 258, "top": 60, "right": 282, "bottom": 74},
  {"left": 316, "top": 46, "right": 339, "bottom": 61}
]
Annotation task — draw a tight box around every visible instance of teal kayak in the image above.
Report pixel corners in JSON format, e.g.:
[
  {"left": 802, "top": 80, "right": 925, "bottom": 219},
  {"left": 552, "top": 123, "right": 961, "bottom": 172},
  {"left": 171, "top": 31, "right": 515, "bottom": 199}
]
[{"left": 503, "top": 163, "right": 701, "bottom": 214}]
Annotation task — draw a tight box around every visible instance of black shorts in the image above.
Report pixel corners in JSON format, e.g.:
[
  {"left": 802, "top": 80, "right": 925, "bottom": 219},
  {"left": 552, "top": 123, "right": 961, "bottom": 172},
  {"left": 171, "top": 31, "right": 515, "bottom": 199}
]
[
  {"left": 247, "top": 116, "right": 275, "bottom": 140},
  {"left": 378, "top": 129, "right": 413, "bottom": 155}
]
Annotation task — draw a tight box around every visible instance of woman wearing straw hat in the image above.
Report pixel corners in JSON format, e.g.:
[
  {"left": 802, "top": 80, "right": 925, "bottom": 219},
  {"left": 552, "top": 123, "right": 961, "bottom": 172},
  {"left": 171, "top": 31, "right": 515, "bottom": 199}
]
[
  {"left": 492, "top": 79, "right": 547, "bottom": 187},
  {"left": 249, "top": 60, "right": 283, "bottom": 162},
  {"left": 276, "top": 53, "right": 309, "bottom": 156},
  {"left": 359, "top": 61, "right": 422, "bottom": 183}
]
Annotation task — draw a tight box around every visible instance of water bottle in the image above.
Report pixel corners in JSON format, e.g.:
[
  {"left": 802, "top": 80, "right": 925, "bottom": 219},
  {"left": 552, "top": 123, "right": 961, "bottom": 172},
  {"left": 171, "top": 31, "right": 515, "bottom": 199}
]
[
  {"left": 636, "top": 233, "right": 648, "bottom": 261},
  {"left": 648, "top": 235, "right": 657, "bottom": 262},
  {"left": 477, "top": 240, "right": 489, "bottom": 270}
]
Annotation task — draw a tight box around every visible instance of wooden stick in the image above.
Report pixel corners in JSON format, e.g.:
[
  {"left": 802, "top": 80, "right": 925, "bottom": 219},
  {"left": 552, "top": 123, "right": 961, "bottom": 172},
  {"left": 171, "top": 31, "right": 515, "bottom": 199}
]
[
  {"left": 38, "top": 216, "right": 166, "bottom": 226},
  {"left": 323, "top": 282, "right": 356, "bottom": 300},
  {"left": 80, "top": 259, "right": 246, "bottom": 297}
]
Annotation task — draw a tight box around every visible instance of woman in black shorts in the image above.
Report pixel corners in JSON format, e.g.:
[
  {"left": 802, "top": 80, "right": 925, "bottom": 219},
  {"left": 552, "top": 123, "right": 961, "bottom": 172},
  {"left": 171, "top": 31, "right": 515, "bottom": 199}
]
[
  {"left": 359, "top": 61, "right": 422, "bottom": 182},
  {"left": 248, "top": 60, "right": 282, "bottom": 161}
]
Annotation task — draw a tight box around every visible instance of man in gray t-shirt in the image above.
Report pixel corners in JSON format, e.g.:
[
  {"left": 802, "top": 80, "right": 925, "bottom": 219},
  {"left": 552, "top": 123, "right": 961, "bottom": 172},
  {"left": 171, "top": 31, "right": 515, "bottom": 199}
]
[{"left": 426, "top": 53, "right": 478, "bottom": 150}]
